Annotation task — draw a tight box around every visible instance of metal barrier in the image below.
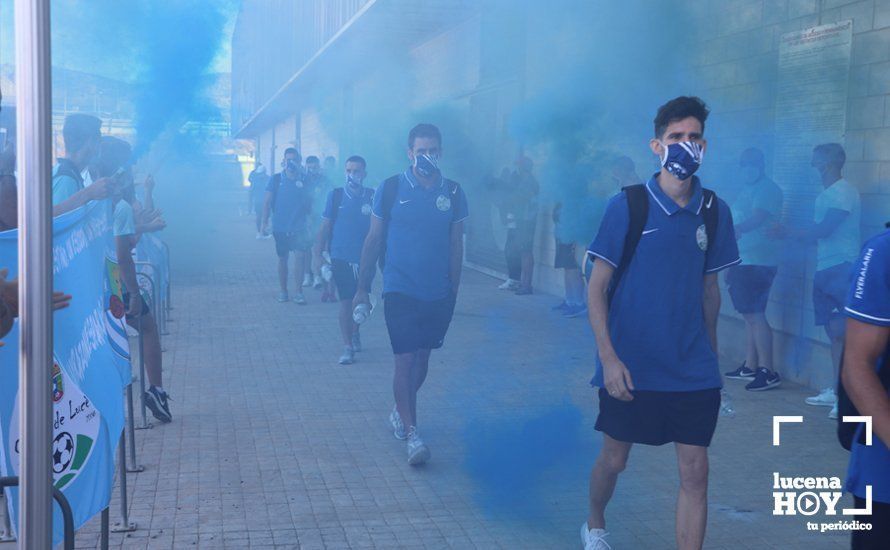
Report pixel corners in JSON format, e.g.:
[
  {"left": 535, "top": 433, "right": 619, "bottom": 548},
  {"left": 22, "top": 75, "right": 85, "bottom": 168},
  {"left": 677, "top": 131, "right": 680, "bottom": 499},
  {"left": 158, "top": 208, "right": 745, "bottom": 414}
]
[
  {"left": 134, "top": 271, "right": 158, "bottom": 430},
  {"left": 110, "top": 435, "right": 136, "bottom": 533},
  {"left": 0, "top": 486, "right": 14, "bottom": 541},
  {"left": 135, "top": 261, "right": 166, "bottom": 337},
  {"left": 161, "top": 240, "right": 172, "bottom": 313},
  {"left": 0, "top": 476, "right": 75, "bottom": 550}
]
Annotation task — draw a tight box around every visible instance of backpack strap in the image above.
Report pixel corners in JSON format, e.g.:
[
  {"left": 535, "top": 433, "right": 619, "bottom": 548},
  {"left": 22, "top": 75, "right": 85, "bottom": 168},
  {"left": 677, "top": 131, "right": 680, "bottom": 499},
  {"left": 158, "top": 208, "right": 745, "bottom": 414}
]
[
  {"left": 380, "top": 175, "right": 401, "bottom": 221},
  {"left": 377, "top": 175, "right": 402, "bottom": 270},
  {"left": 53, "top": 159, "right": 84, "bottom": 190},
  {"left": 268, "top": 173, "right": 281, "bottom": 211},
  {"left": 608, "top": 184, "right": 648, "bottom": 304},
  {"left": 701, "top": 188, "right": 719, "bottom": 257},
  {"left": 329, "top": 187, "right": 344, "bottom": 226}
]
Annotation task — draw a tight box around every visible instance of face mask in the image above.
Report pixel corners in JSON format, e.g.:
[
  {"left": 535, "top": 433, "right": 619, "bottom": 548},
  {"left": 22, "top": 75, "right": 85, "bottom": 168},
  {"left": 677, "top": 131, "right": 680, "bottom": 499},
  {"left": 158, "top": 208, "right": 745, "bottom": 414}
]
[
  {"left": 660, "top": 141, "right": 703, "bottom": 180},
  {"left": 414, "top": 154, "right": 439, "bottom": 178},
  {"left": 285, "top": 159, "right": 298, "bottom": 172},
  {"left": 740, "top": 166, "right": 759, "bottom": 185}
]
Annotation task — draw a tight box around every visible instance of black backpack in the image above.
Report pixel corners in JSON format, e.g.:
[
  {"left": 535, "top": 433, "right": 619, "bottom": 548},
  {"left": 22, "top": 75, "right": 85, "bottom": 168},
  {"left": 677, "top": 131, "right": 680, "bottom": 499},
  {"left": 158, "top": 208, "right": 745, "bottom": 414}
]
[
  {"left": 52, "top": 159, "right": 84, "bottom": 192},
  {"left": 376, "top": 175, "right": 463, "bottom": 269},
  {"left": 607, "top": 184, "right": 719, "bottom": 304}
]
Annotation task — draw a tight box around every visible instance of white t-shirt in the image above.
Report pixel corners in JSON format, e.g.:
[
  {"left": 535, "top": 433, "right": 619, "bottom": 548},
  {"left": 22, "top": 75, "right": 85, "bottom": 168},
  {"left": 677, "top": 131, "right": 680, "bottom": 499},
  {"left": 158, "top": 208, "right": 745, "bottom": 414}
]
[{"left": 814, "top": 178, "right": 860, "bottom": 271}]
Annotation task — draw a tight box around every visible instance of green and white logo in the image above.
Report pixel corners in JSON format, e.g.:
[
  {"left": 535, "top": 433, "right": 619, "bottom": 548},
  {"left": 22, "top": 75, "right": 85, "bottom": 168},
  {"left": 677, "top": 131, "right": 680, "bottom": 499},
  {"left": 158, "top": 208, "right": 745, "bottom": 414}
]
[{"left": 8, "top": 359, "right": 100, "bottom": 490}]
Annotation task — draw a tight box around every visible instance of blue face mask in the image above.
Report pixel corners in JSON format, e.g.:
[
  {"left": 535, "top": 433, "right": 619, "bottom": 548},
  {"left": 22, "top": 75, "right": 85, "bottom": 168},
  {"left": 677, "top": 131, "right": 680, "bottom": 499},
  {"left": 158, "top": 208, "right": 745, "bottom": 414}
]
[
  {"left": 660, "top": 141, "right": 703, "bottom": 180},
  {"left": 414, "top": 154, "right": 439, "bottom": 178}
]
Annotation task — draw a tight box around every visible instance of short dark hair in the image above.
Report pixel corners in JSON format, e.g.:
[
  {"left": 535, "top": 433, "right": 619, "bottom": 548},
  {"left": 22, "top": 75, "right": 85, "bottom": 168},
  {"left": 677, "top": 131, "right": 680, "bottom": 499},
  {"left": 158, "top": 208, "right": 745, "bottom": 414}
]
[
  {"left": 94, "top": 136, "right": 132, "bottom": 177},
  {"left": 408, "top": 123, "right": 442, "bottom": 149},
  {"left": 63, "top": 114, "right": 102, "bottom": 154},
  {"left": 306, "top": 155, "right": 320, "bottom": 165},
  {"left": 813, "top": 143, "right": 846, "bottom": 169},
  {"left": 283, "top": 147, "right": 300, "bottom": 160},
  {"left": 653, "top": 96, "right": 709, "bottom": 138},
  {"left": 345, "top": 155, "right": 366, "bottom": 168}
]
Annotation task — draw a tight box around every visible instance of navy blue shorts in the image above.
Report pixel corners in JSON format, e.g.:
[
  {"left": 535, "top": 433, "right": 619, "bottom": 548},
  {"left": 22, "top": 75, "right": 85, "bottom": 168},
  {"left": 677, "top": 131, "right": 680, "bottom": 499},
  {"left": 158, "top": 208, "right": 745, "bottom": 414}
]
[
  {"left": 554, "top": 240, "right": 578, "bottom": 269},
  {"left": 331, "top": 259, "right": 364, "bottom": 301},
  {"left": 813, "top": 262, "right": 853, "bottom": 326},
  {"left": 273, "top": 230, "right": 310, "bottom": 257},
  {"left": 595, "top": 388, "right": 721, "bottom": 447},
  {"left": 727, "top": 265, "right": 777, "bottom": 314},
  {"left": 384, "top": 292, "right": 456, "bottom": 355}
]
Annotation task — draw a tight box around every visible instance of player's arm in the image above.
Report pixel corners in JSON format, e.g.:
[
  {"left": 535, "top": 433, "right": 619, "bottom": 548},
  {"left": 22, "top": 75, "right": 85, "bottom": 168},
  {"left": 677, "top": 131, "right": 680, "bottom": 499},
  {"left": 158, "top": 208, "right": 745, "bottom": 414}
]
[
  {"left": 314, "top": 219, "right": 332, "bottom": 266},
  {"left": 587, "top": 258, "right": 634, "bottom": 401},
  {"left": 449, "top": 220, "right": 464, "bottom": 296},
  {"left": 353, "top": 216, "right": 384, "bottom": 307},
  {"left": 842, "top": 318, "right": 890, "bottom": 448},
  {"left": 702, "top": 272, "right": 721, "bottom": 353}
]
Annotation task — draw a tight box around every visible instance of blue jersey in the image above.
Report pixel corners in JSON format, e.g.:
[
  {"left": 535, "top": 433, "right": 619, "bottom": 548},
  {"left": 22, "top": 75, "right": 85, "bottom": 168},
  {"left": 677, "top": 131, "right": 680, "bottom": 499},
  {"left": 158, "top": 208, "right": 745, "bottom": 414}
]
[
  {"left": 372, "top": 170, "right": 469, "bottom": 301},
  {"left": 587, "top": 174, "right": 740, "bottom": 392},
  {"left": 844, "top": 229, "right": 890, "bottom": 504},
  {"left": 322, "top": 186, "right": 375, "bottom": 264}
]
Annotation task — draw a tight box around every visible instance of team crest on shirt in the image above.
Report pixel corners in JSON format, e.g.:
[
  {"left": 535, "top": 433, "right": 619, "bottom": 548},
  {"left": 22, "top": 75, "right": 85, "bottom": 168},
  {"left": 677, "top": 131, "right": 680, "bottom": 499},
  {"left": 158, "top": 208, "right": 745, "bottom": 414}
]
[
  {"left": 436, "top": 194, "right": 451, "bottom": 212},
  {"left": 696, "top": 224, "right": 708, "bottom": 251},
  {"left": 361, "top": 204, "right": 372, "bottom": 215}
]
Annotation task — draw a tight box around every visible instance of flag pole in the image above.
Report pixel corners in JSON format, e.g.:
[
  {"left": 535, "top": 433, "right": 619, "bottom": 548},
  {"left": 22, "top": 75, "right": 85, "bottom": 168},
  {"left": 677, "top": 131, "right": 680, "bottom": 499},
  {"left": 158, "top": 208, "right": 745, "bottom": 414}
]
[{"left": 15, "top": 0, "right": 54, "bottom": 547}]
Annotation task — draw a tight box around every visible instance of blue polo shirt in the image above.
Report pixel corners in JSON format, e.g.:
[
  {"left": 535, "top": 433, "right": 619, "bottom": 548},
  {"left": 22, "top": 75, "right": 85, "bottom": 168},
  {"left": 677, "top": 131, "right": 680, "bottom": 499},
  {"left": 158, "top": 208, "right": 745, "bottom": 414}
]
[
  {"left": 322, "top": 185, "right": 375, "bottom": 264},
  {"left": 586, "top": 173, "right": 740, "bottom": 392},
  {"left": 267, "top": 172, "right": 311, "bottom": 234},
  {"left": 844, "top": 229, "right": 890, "bottom": 504},
  {"left": 372, "top": 169, "right": 469, "bottom": 301}
]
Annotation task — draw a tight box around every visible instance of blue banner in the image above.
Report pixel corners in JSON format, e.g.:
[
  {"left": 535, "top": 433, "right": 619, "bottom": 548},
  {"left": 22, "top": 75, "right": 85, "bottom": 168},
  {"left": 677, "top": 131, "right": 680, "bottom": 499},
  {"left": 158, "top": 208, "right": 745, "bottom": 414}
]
[{"left": 0, "top": 200, "right": 130, "bottom": 545}]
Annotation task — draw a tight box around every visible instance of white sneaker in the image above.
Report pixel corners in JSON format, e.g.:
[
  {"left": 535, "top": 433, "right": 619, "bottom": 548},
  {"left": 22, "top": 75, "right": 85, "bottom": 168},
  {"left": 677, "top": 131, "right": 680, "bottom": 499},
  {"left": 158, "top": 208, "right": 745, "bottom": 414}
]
[
  {"left": 805, "top": 388, "right": 837, "bottom": 407},
  {"left": 389, "top": 406, "right": 406, "bottom": 440},
  {"left": 406, "top": 427, "right": 430, "bottom": 465},
  {"left": 497, "top": 278, "right": 519, "bottom": 290},
  {"left": 302, "top": 274, "right": 312, "bottom": 287},
  {"left": 580, "top": 523, "right": 611, "bottom": 550},
  {"left": 829, "top": 403, "right": 838, "bottom": 419},
  {"left": 338, "top": 347, "right": 354, "bottom": 365}
]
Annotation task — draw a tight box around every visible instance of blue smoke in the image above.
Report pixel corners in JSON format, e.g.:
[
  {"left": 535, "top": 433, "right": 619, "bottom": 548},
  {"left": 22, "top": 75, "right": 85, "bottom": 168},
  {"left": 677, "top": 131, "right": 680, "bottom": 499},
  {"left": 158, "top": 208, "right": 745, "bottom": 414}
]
[
  {"left": 46, "top": 0, "right": 237, "bottom": 159},
  {"left": 463, "top": 402, "right": 596, "bottom": 522}
]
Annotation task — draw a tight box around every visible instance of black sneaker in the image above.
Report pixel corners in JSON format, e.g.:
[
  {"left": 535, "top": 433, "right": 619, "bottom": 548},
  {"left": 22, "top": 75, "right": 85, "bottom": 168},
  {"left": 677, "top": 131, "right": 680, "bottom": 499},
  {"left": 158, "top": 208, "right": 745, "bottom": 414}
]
[
  {"left": 143, "top": 387, "right": 173, "bottom": 423},
  {"left": 724, "top": 362, "right": 756, "bottom": 380},
  {"left": 745, "top": 367, "right": 781, "bottom": 392}
]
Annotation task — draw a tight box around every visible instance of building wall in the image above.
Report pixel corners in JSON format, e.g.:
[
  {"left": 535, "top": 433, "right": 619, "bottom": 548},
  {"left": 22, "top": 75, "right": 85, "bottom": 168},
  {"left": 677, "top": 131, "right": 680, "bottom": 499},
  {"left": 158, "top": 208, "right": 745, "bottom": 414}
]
[
  {"left": 684, "top": 0, "right": 890, "bottom": 387},
  {"left": 232, "top": 0, "right": 890, "bottom": 390}
]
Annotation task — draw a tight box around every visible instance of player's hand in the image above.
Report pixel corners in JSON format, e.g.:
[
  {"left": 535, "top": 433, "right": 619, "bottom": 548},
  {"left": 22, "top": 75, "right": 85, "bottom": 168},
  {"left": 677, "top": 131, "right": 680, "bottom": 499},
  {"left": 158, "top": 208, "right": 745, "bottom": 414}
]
[
  {"left": 86, "top": 177, "right": 113, "bottom": 200},
  {"left": 352, "top": 288, "right": 370, "bottom": 312},
  {"left": 52, "top": 291, "right": 72, "bottom": 311},
  {"left": 602, "top": 354, "right": 634, "bottom": 401},
  {"left": 143, "top": 174, "right": 155, "bottom": 192}
]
